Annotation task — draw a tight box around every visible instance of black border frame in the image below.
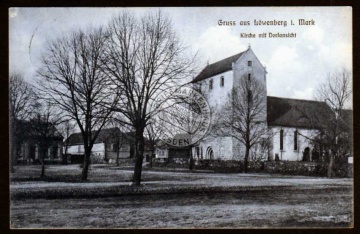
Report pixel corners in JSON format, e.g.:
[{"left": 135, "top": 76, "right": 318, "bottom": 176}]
[{"left": 1, "top": 1, "right": 359, "bottom": 234}]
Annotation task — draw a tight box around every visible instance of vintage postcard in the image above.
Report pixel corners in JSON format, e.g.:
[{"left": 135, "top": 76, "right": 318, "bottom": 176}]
[{"left": 9, "top": 7, "right": 353, "bottom": 228}]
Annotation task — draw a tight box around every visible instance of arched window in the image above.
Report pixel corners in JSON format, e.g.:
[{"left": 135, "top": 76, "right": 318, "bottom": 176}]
[
  {"left": 248, "top": 73, "right": 251, "bottom": 81},
  {"left": 294, "top": 130, "right": 298, "bottom": 150},
  {"left": 280, "top": 129, "right": 284, "bottom": 150},
  {"left": 206, "top": 147, "right": 214, "bottom": 160}
]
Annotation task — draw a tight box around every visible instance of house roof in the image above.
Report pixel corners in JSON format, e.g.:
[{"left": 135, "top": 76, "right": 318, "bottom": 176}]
[
  {"left": 15, "top": 119, "right": 63, "bottom": 140},
  {"left": 66, "top": 127, "right": 135, "bottom": 145},
  {"left": 191, "top": 51, "right": 245, "bottom": 83},
  {"left": 267, "top": 96, "right": 334, "bottom": 129}
]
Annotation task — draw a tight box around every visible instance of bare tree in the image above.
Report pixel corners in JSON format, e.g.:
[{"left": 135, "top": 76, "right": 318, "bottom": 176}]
[
  {"left": 213, "top": 76, "right": 271, "bottom": 173},
  {"left": 30, "top": 102, "right": 63, "bottom": 178},
  {"left": 145, "top": 121, "right": 161, "bottom": 169},
  {"left": 59, "top": 120, "right": 76, "bottom": 164},
  {"left": 114, "top": 131, "right": 125, "bottom": 166},
  {"left": 250, "top": 137, "right": 272, "bottom": 162},
  {"left": 108, "top": 117, "right": 133, "bottom": 166},
  {"left": 314, "top": 68, "right": 352, "bottom": 178},
  {"left": 9, "top": 72, "right": 35, "bottom": 172},
  {"left": 103, "top": 10, "right": 197, "bottom": 185},
  {"left": 37, "top": 26, "right": 117, "bottom": 181}
]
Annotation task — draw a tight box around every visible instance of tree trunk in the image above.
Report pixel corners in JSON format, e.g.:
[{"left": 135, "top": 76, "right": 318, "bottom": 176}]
[
  {"left": 189, "top": 147, "right": 194, "bottom": 171},
  {"left": 327, "top": 154, "right": 334, "bottom": 178},
  {"left": 149, "top": 150, "right": 154, "bottom": 169},
  {"left": 63, "top": 145, "right": 68, "bottom": 165},
  {"left": 116, "top": 139, "right": 120, "bottom": 166},
  {"left": 133, "top": 130, "right": 144, "bottom": 186},
  {"left": 244, "top": 146, "right": 250, "bottom": 173},
  {"left": 40, "top": 149, "right": 45, "bottom": 178},
  {"left": 41, "top": 161, "right": 45, "bottom": 178},
  {"left": 116, "top": 152, "right": 120, "bottom": 166},
  {"left": 82, "top": 149, "right": 91, "bottom": 181}
]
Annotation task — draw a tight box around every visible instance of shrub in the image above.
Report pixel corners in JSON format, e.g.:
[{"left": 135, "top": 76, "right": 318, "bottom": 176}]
[
  {"left": 264, "top": 161, "right": 330, "bottom": 176},
  {"left": 194, "top": 159, "right": 243, "bottom": 173}
]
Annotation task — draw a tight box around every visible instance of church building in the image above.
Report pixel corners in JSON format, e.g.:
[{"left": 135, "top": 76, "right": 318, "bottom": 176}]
[{"left": 190, "top": 47, "right": 336, "bottom": 162}]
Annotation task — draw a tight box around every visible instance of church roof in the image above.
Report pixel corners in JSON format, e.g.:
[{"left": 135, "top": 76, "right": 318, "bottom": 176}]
[
  {"left": 267, "top": 96, "right": 335, "bottom": 129},
  {"left": 191, "top": 51, "right": 245, "bottom": 83}
]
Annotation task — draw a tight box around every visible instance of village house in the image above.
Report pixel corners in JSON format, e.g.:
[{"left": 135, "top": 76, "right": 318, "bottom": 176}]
[
  {"left": 15, "top": 120, "right": 63, "bottom": 165},
  {"left": 65, "top": 127, "right": 152, "bottom": 164}
]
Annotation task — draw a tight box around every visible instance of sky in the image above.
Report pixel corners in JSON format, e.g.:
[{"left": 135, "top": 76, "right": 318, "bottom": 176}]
[{"left": 9, "top": 7, "right": 352, "bottom": 105}]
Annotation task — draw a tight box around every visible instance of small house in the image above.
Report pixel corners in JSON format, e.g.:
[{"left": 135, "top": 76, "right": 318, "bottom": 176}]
[
  {"left": 65, "top": 127, "right": 151, "bottom": 164},
  {"left": 14, "top": 120, "right": 63, "bottom": 165}
]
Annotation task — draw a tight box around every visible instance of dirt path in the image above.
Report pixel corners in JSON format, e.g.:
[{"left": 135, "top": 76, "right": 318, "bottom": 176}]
[
  {"left": 11, "top": 187, "right": 352, "bottom": 228},
  {"left": 10, "top": 165, "right": 353, "bottom": 228}
]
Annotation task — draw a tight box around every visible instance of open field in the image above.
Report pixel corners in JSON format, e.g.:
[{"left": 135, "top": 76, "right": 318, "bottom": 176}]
[{"left": 10, "top": 164, "right": 353, "bottom": 228}]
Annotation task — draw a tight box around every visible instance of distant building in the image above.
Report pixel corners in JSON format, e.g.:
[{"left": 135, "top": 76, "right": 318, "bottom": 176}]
[
  {"left": 15, "top": 120, "right": 63, "bottom": 165},
  {"left": 154, "top": 134, "right": 191, "bottom": 163},
  {"left": 65, "top": 127, "right": 152, "bottom": 164}
]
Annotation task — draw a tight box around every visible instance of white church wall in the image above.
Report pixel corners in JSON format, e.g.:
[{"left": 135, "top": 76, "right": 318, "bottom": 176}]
[
  {"left": 193, "top": 69, "right": 235, "bottom": 161},
  {"left": 232, "top": 138, "right": 244, "bottom": 160},
  {"left": 195, "top": 136, "right": 233, "bottom": 160},
  {"left": 230, "top": 49, "right": 268, "bottom": 161},
  {"left": 233, "top": 49, "right": 268, "bottom": 122},
  {"left": 198, "top": 70, "right": 234, "bottom": 112},
  {"left": 271, "top": 126, "right": 318, "bottom": 161},
  {"left": 233, "top": 49, "right": 267, "bottom": 89}
]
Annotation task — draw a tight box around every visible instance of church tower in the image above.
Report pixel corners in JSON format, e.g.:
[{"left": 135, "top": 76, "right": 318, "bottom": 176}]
[
  {"left": 191, "top": 46, "right": 267, "bottom": 160},
  {"left": 231, "top": 46, "right": 268, "bottom": 160}
]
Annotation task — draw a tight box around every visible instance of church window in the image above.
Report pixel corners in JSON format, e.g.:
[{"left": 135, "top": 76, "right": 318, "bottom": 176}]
[
  {"left": 209, "top": 79, "right": 213, "bottom": 90},
  {"left": 248, "top": 61, "right": 252, "bottom": 66},
  {"left": 294, "top": 130, "right": 298, "bottom": 150},
  {"left": 248, "top": 73, "right": 251, "bottom": 81},
  {"left": 220, "top": 76, "right": 224, "bottom": 87},
  {"left": 280, "top": 129, "right": 284, "bottom": 150}
]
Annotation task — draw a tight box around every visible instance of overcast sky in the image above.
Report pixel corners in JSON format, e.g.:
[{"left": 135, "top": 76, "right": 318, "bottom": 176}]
[{"left": 9, "top": 7, "right": 352, "bottom": 104}]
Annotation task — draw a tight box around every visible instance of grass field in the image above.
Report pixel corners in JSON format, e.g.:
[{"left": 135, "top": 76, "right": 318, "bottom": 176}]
[{"left": 10, "top": 164, "right": 353, "bottom": 228}]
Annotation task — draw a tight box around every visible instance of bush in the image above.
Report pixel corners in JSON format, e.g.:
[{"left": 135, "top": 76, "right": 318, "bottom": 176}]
[
  {"left": 247, "top": 161, "right": 264, "bottom": 172},
  {"left": 264, "top": 161, "right": 329, "bottom": 176},
  {"left": 194, "top": 159, "right": 243, "bottom": 173},
  {"left": 152, "top": 158, "right": 189, "bottom": 168},
  {"left": 91, "top": 154, "right": 106, "bottom": 164},
  {"left": 115, "top": 158, "right": 135, "bottom": 166},
  {"left": 153, "top": 158, "right": 263, "bottom": 173}
]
